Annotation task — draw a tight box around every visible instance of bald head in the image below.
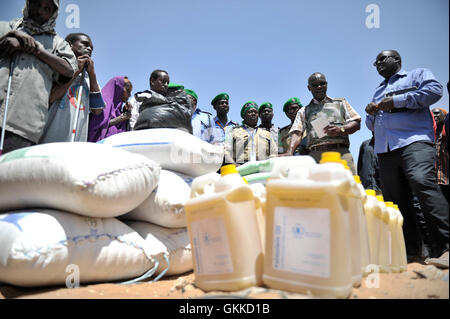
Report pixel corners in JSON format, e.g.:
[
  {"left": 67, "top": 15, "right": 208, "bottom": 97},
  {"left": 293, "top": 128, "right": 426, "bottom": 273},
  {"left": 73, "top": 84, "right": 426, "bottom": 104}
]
[
  {"left": 432, "top": 108, "right": 447, "bottom": 127},
  {"left": 308, "top": 72, "right": 327, "bottom": 85},
  {"left": 307, "top": 72, "right": 328, "bottom": 101}
]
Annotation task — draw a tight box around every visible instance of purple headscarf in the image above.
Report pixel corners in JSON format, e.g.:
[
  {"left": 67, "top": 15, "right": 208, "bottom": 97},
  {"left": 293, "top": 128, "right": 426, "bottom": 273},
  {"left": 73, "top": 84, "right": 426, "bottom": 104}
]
[{"left": 88, "top": 76, "right": 127, "bottom": 142}]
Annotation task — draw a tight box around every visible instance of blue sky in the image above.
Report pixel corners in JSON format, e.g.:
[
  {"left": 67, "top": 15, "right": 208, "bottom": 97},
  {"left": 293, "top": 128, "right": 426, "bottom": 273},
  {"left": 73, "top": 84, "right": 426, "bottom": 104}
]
[{"left": 1, "top": 0, "right": 449, "bottom": 163}]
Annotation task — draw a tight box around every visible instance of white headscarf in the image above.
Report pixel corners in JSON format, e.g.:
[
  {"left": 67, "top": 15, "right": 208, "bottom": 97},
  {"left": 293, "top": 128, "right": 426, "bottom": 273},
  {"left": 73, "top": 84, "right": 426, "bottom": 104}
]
[{"left": 19, "top": 0, "right": 59, "bottom": 35}]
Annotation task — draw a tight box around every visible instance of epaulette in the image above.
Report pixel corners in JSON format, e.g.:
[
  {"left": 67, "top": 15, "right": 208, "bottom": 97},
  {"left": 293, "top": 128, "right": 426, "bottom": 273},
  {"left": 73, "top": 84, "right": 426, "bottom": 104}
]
[
  {"left": 279, "top": 124, "right": 292, "bottom": 131},
  {"left": 332, "top": 97, "right": 346, "bottom": 102},
  {"left": 199, "top": 110, "right": 213, "bottom": 116}
]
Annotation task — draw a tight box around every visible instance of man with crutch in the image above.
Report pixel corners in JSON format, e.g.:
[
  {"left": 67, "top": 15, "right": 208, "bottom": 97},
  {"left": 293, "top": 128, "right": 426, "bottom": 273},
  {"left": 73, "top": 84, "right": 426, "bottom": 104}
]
[
  {"left": 39, "top": 33, "right": 105, "bottom": 143},
  {"left": 0, "top": 0, "right": 77, "bottom": 155}
]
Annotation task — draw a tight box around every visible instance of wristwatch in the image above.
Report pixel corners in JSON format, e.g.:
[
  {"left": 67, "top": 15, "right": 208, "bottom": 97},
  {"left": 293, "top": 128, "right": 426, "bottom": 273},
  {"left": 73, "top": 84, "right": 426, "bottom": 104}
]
[{"left": 340, "top": 126, "right": 345, "bottom": 134}]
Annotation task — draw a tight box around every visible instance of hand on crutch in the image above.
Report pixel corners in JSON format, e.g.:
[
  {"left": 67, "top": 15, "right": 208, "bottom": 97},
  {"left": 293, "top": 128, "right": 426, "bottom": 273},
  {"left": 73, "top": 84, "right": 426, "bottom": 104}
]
[{"left": 0, "top": 58, "right": 15, "bottom": 156}]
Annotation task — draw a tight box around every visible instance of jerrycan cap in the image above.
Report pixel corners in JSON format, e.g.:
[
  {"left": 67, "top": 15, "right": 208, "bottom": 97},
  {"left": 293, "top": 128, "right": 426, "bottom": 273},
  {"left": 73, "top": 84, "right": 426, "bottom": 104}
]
[
  {"left": 385, "top": 201, "right": 394, "bottom": 208},
  {"left": 365, "top": 189, "right": 376, "bottom": 196},
  {"left": 319, "top": 151, "right": 341, "bottom": 164},
  {"left": 376, "top": 195, "right": 384, "bottom": 202},
  {"left": 354, "top": 175, "right": 362, "bottom": 184},
  {"left": 221, "top": 164, "right": 239, "bottom": 176}
]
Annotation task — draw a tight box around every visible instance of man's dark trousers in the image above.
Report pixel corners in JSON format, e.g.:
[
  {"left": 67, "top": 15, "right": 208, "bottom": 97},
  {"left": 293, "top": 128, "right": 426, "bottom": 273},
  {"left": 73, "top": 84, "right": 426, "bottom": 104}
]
[{"left": 378, "top": 141, "right": 449, "bottom": 258}]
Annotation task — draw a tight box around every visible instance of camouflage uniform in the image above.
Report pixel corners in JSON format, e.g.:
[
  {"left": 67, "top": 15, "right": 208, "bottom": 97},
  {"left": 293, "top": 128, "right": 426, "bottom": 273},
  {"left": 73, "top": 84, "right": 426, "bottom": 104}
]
[
  {"left": 225, "top": 124, "right": 278, "bottom": 164},
  {"left": 258, "top": 124, "right": 279, "bottom": 149}
]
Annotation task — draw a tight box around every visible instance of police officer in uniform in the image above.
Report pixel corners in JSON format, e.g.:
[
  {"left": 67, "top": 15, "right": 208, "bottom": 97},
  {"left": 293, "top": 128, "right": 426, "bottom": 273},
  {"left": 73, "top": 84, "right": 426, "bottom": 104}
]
[
  {"left": 258, "top": 102, "right": 279, "bottom": 150},
  {"left": 278, "top": 97, "right": 308, "bottom": 155},
  {"left": 225, "top": 101, "right": 277, "bottom": 165},
  {"left": 187, "top": 89, "right": 217, "bottom": 144},
  {"left": 211, "top": 92, "right": 238, "bottom": 145}
]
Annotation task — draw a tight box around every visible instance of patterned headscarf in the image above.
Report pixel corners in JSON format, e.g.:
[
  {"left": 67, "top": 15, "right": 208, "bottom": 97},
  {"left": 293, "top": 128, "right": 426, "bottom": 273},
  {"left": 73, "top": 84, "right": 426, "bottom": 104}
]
[{"left": 20, "top": 0, "right": 59, "bottom": 35}]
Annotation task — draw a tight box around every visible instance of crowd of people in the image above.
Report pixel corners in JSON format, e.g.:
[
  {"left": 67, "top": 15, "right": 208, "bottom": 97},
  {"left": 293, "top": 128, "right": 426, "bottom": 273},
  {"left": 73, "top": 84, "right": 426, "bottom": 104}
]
[{"left": 0, "top": 0, "right": 448, "bottom": 268}]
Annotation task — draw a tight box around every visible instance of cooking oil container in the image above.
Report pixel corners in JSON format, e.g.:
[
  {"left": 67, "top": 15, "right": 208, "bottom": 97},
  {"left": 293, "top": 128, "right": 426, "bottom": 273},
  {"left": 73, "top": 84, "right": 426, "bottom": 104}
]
[
  {"left": 354, "top": 175, "right": 371, "bottom": 276},
  {"left": 364, "top": 189, "right": 382, "bottom": 269},
  {"left": 376, "top": 195, "right": 391, "bottom": 273},
  {"left": 385, "top": 201, "right": 400, "bottom": 273},
  {"left": 185, "top": 164, "right": 263, "bottom": 291},
  {"left": 263, "top": 153, "right": 353, "bottom": 298}
]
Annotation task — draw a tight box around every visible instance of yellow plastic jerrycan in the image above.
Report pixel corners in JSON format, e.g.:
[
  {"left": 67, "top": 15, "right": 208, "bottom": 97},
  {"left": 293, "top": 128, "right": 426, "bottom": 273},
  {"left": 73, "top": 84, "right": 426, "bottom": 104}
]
[
  {"left": 385, "top": 201, "right": 400, "bottom": 273},
  {"left": 185, "top": 164, "right": 263, "bottom": 291},
  {"left": 318, "top": 153, "right": 362, "bottom": 288},
  {"left": 394, "top": 204, "right": 408, "bottom": 272},
  {"left": 376, "top": 195, "right": 391, "bottom": 273},
  {"left": 263, "top": 153, "right": 353, "bottom": 298},
  {"left": 364, "top": 189, "right": 382, "bottom": 271},
  {"left": 354, "top": 175, "right": 371, "bottom": 277},
  {"left": 249, "top": 182, "right": 267, "bottom": 251}
]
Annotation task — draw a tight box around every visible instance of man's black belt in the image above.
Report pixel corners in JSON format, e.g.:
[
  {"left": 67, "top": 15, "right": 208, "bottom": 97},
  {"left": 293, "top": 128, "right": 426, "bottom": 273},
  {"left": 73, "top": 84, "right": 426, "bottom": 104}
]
[
  {"left": 309, "top": 143, "right": 349, "bottom": 152},
  {"left": 389, "top": 107, "right": 409, "bottom": 113}
]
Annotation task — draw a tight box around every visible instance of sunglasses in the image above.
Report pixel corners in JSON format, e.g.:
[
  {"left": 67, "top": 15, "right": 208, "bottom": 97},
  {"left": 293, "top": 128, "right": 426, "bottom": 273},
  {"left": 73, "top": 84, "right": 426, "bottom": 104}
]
[{"left": 373, "top": 55, "right": 396, "bottom": 67}]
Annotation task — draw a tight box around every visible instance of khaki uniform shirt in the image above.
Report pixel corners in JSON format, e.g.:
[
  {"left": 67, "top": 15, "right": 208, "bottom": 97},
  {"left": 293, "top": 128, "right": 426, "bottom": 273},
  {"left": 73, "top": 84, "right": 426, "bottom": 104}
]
[
  {"left": 225, "top": 124, "right": 278, "bottom": 164},
  {"left": 289, "top": 96, "right": 361, "bottom": 149},
  {"left": 0, "top": 19, "right": 78, "bottom": 143}
]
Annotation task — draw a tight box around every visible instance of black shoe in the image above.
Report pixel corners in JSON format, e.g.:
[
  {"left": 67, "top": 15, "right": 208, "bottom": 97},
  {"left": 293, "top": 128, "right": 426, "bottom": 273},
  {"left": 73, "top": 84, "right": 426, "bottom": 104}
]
[{"left": 407, "top": 255, "right": 427, "bottom": 264}]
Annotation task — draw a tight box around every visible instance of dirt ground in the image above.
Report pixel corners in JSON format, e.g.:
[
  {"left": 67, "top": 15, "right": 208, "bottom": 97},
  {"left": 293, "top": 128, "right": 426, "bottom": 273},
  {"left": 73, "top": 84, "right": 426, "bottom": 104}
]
[{"left": 0, "top": 262, "right": 448, "bottom": 300}]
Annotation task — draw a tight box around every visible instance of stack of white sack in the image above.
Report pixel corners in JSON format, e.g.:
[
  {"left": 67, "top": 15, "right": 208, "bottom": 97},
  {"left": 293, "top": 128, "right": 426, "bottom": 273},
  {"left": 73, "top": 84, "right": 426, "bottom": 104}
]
[
  {"left": 0, "top": 209, "right": 167, "bottom": 287},
  {"left": 97, "top": 128, "right": 224, "bottom": 177},
  {"left": 0, "top": 142, "right": 170, "bottom": 287},
  {"left": 125, "top": 221, "right": 193, "bottom": 277},
  {"left": 98, "top": 129, "right": 224, "bottom": 277},
  {"left": 119, "top": 170, "right": 194, "bottom": 277}
]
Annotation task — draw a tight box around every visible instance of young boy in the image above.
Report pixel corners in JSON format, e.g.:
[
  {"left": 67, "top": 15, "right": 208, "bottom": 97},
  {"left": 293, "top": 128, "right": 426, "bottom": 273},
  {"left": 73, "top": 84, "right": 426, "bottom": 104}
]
[
  {"left": 0, "top": 0, "right": 77, "bottom": 153},
  {"left": 39, "top": 32, "right": 105, "bottom": 143}
]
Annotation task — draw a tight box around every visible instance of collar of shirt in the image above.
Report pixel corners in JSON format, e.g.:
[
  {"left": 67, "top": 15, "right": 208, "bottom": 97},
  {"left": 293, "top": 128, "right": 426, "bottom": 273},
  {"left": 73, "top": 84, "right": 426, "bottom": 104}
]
[
  {"left": 377, "top": 69, "right": 408, "bottom": 88},
  {"left": 214, "top": 116, "right": 234, "bottom": 129},
  {"left": 258, "top": 124, "right": 276, "bottom": 130},
  {"left": 312, "top": 96, "right": 333, "bottom": 105},
  {"left": 243, "top": 124, "right": 258, "bottom": 137}
]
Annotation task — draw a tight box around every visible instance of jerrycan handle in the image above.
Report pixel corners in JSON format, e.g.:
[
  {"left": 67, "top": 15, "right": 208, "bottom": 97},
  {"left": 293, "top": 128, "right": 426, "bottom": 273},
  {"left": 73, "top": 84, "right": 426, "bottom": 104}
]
[
  {"left": 254, "top": 196, "right": 262, "bottom": 209},
  {"left": 270, "top": 156, "right": 316, "bottom": 179},
  {"left": 225, "top": 185, "right": 255, "bottom": 202},
  {"left": 190, "top": 172, "right": 221, "bottom": 198}
]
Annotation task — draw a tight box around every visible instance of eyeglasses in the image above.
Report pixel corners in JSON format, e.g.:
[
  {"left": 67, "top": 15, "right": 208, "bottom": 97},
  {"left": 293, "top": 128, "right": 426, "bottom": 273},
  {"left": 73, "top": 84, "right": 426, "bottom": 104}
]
[
  {"left": 310, "top": 81, "right": 327, "bottom": 88},
  {"left": 373, "top": 55, "right": 395, "bottom": 66}
]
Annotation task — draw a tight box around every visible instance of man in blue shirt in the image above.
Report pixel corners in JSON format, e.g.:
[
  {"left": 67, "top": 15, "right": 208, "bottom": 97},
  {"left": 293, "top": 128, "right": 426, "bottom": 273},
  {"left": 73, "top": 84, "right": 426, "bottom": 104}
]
[
  {"left": 211, "top": 93, "right": 237, "bottom": 145},
  {"left": 187, "top": 89, "right": 218, "bottom": 144},
  {"left": 366, "top": 50, "right": 448, "bottom": 267}
]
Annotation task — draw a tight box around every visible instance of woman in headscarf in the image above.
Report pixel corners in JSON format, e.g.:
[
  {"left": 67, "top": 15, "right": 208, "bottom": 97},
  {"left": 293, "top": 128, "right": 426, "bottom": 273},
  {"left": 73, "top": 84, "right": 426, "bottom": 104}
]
[
  {"left": 0, "top": 0, "right": 77, "bottom": 154},
  {"left": 88, "top": 76, "right": 133, "bottom": 142}
]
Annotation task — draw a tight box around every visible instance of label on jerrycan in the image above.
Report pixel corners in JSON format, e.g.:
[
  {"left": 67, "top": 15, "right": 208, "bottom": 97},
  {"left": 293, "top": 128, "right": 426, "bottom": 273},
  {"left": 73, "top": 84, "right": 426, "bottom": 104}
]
[
  {"left": 190, "top": 216, "right": 234, "bottom": 275},
  {"left": 273, "top": 207, "right": 331, "bottom": 278}
]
